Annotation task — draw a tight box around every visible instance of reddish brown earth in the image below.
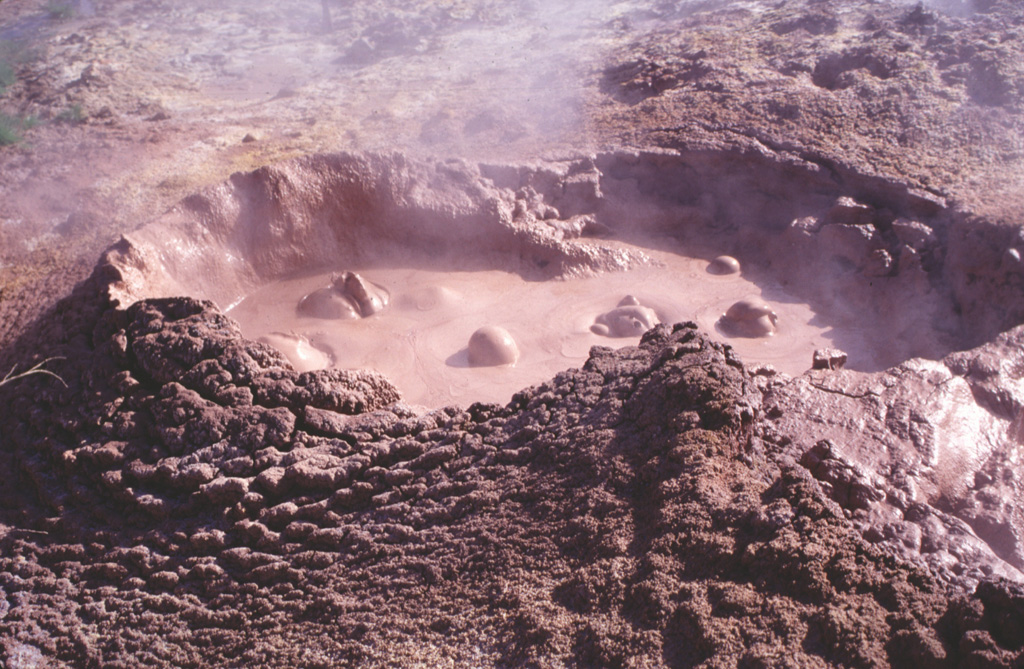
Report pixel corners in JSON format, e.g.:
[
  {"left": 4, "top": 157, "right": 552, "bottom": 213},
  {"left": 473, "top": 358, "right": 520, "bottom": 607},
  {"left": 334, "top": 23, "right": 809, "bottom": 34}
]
[
  {"left": 4, "top": 0, "right": 1024, "bottom": 667},
  {"left": 2, "top": 278, "right": 1023, "bottom": 667}
]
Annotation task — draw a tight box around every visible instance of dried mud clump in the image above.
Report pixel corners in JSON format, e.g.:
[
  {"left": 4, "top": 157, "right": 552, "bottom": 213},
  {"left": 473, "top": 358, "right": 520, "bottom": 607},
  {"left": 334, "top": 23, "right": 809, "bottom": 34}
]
[
  {"left": 1, "top": 263, "right": 1023, "bottom": 666},
  {"left": 598, "top": 0, "right": 1024, "bottom": 222}
]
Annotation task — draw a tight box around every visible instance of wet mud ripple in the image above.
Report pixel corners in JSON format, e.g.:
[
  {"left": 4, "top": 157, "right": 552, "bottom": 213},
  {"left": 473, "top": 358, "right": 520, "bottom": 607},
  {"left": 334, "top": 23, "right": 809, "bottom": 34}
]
[{"left": 1, "top": 270, "right": 1023, "bottom": 667}]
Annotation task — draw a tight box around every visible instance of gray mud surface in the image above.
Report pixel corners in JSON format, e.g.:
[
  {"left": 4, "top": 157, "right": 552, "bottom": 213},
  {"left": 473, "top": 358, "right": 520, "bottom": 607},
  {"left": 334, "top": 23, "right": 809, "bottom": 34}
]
[{"left": 4, "top": 0, "right": 1024, "bottom": 666}]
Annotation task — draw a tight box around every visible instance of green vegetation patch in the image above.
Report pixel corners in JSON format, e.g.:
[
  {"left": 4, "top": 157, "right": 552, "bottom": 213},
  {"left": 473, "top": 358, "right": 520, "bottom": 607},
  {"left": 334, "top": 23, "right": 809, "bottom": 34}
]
[
  {"left": 0, "top": 358, "right": 66, "bottom": 389},
  {"left": 56, "top": 103, "right": 85, "bottom": 123},
  {"left": 0, "top": 61, "right": 14, "bottom": 96},
  {"left": 1, "top": 39, "right": 43, "bottom": 146},
  {"left": 1, "top": 38, "right": 37, "bottom": 96},
  {"left": 0, "top": 111, "right": 37, "bottom": 146},
  {"left": 46, "top": 1, "right": 76, "bottom": 20},
  {"left": 0, "top": 112, "right": 22, "bottom": 145}
]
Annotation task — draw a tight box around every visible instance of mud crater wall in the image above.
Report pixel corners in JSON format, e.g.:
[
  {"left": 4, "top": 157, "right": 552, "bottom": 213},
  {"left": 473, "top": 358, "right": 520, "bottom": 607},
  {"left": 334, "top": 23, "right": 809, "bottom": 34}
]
[{"left": 107, "top": 149, "right": 1024, "bottom": 368}]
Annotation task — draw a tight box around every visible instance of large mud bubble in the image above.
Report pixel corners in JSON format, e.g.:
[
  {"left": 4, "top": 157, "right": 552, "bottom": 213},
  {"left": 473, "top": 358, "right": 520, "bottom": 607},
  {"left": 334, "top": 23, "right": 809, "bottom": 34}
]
[{"left": 3, "top": 149, "right": 1024, "bottom": 665}]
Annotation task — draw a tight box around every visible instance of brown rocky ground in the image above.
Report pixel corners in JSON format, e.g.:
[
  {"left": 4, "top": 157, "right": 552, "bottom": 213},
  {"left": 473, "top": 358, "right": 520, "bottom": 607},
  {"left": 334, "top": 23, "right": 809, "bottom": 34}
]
[
  {"left": 4, "top": 0, "right": 1024, "bottom": 666},
  {"left": 2, "top": 277, "right": 1022, "bottom": 667},
  {"left": 599, "top": 0, "right": 1024, "bottom": 218}
]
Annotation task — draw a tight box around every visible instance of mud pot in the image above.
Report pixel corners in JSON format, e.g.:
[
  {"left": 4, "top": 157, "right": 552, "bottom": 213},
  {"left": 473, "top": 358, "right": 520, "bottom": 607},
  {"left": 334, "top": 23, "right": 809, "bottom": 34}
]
[
  {"left": 101, "top": 148, "right": 1024, "bottom": 588},
  {"left": 7, "top": 0, "right": 1024, "bottom": 664},
  {"left": 111, "top": 150, "right": 971, "bottom": 407},
  {"left": 229, "top": 250, "right": 837, "bottom": 407},
  {"left": 6, "top": 146, "right": 1024, "bottom": 667}
]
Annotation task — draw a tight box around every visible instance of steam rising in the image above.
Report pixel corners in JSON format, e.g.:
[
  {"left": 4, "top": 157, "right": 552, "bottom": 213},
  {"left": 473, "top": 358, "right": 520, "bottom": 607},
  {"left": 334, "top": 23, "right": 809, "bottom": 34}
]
[
  {"left": 0, "top": 0, "right": 629, "bottom": 269},
  {"left": 0, "top": 0, "right": 1021, "bottom": 346},
  {"left": 312, "top": 0, "right": 619, "bottom": 157}
]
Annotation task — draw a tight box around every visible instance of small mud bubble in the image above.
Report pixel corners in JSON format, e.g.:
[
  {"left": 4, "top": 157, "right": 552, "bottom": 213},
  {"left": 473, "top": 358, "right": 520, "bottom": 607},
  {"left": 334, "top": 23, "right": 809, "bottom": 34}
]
[
  {"left": 258, "top": 332, "right": 330, "bottom": 372},
  {"left": 297, "top": 271, "right": 389, "bottom": 319},
  {"left": 719, "top": 298, "right": 778, "bottom": 337},
  {"left": 296, "top": 285, "right": 358, "bottom": 319},
  {"left": 708, "top": 255, "right": 741, "bottom": 275},
  {"left": 468, "top": 326, "right": 520, "bottom": 367},
  {"left": 397, "top": 284, "right": 460, "bottom": 312},
  {"left": 591, "top": 295, "right": 660, "bottom": 337}
]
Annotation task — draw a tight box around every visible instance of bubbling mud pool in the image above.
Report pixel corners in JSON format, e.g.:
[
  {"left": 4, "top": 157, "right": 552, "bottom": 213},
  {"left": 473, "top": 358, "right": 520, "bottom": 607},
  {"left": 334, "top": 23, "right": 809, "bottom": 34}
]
[
  {"left": 110, "top": 150, "right": 977, "bottom": 411},
  {"left": 228, "top": 240, "right": 871, "bottom": 408}
]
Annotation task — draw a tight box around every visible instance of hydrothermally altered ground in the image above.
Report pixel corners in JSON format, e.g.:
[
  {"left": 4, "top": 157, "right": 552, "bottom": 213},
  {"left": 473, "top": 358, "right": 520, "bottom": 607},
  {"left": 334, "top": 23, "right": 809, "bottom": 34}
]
[
  {"left": 1, "top": 269, "right": 1023, "bottom": 666},
  {"left": 4, "top": 0, "right": 1024, "bottom": 667},
  {"left": 1, "top": 146, "right": 1024, "bottom": 665}
]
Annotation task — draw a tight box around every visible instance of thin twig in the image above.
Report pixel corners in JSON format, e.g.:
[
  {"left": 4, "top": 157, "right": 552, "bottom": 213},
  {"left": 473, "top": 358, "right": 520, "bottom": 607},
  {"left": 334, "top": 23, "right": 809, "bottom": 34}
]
[{"left": 0, "top": 357, "right": 67, "bottom": 388}]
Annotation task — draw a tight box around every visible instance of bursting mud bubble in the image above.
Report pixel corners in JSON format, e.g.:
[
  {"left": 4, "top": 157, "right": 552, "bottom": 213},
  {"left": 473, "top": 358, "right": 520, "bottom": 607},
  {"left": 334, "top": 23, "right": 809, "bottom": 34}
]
[{"left": 4, "top": 0, "right": 1024, "bottom": 666}]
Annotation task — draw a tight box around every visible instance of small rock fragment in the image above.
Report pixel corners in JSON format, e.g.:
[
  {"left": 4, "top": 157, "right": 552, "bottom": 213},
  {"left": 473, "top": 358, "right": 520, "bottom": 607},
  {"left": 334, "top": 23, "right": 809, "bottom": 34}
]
[
  {"left": 891, "top": 218, "right": 936, "bottom": 249},
  {"left": 812, "top": 348, "right": 848, "bottom": 370},
  {"left": 789, "top": 215, "right": 823, "bottom": 235},
  {"left": 826, "top": 196, "right": 875, "bottom": 226},
  {"left": 864, "top": 248, "right": 893, "bottom": 277},
  {"left": 1003, "top": 247, "right": 1022, "bottom": 270},
  {"left": 200, "top": 477, "right": 250, "bottom": 505}
]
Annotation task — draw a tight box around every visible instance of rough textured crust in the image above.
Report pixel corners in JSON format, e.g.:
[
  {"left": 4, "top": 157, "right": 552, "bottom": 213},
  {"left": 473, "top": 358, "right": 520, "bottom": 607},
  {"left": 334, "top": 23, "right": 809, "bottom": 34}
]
[
  {"left": 1, "top": 266, "right": 1023, "bottom": 665},
  {"left": 3, "top": 0, "right": 1024, "bottom": 665}
]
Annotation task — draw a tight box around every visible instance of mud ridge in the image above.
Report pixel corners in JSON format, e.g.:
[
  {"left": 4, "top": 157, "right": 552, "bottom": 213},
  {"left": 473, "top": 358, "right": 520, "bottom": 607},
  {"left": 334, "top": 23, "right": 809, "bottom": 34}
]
[
  {"left": 0, "top": 272, "right": 1022, "bottom": 665},
  {"left": 3, "top": 148, "right": 1024, "bottom": 665}
]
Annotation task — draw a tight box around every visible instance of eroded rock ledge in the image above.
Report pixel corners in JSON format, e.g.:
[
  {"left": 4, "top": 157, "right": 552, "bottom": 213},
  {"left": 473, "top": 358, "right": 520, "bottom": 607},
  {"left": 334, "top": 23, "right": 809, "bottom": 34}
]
[{"left": 1, "top": 261, "right": 1024, "bottom": 665}]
